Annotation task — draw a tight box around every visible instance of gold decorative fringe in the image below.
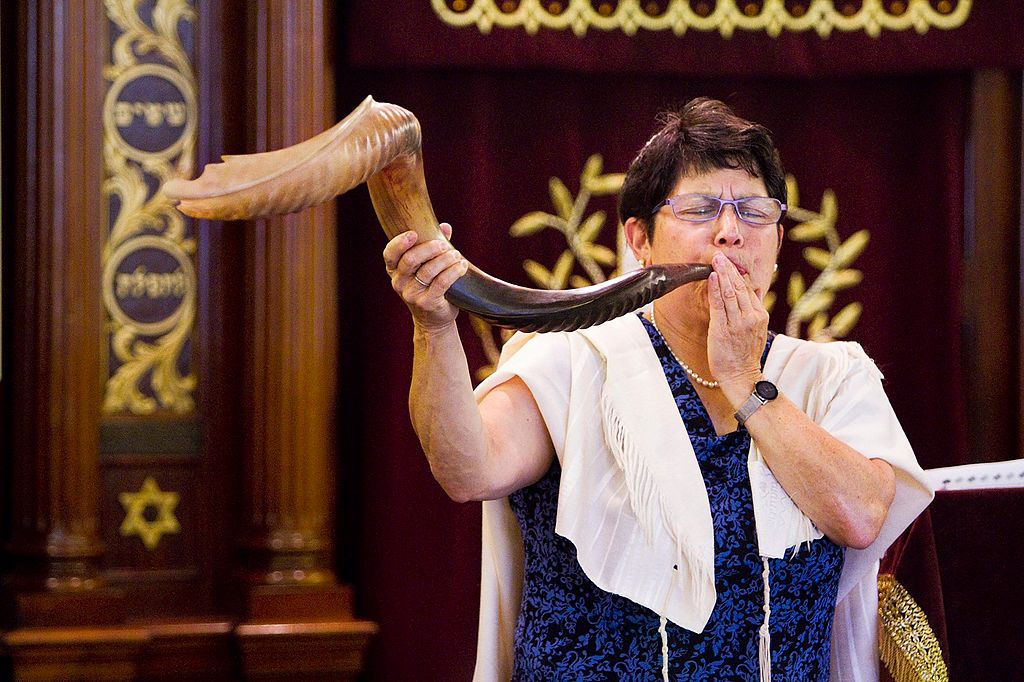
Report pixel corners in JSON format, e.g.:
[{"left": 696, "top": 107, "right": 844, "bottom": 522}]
[{"left": 877, "top": 573, "right": 949, "bottom": 682}]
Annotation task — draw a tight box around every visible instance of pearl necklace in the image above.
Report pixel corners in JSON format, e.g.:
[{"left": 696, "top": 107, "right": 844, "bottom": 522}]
[{"left": 649, "top": 309, "right": 720, "bottom": 389}]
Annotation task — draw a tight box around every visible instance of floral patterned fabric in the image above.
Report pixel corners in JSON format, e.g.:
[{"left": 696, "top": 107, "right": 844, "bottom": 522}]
[{"left": 507, "top": 316, "right": 844, "bottom": 681}]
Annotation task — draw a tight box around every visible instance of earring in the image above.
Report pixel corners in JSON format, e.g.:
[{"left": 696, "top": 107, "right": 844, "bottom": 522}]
[{"left": 773, "top": 263, "right": 778, "bottom": 273}]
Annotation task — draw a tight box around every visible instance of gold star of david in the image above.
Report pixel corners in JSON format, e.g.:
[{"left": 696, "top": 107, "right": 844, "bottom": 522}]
[{"left": 119, "top": 476, "right": 181, "bottom": 550}]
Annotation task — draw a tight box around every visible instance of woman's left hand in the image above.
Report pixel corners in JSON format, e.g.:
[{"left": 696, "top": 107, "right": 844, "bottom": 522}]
[{"left": 706, "top": 252, "right": 769, "bottom": 397}]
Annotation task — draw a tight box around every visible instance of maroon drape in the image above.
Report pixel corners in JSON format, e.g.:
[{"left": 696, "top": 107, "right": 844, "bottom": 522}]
[
  {"left": 334, "top": 63, "right": 970, "bottom": 679},
  {"left": 347, "top": 2, "right": 1024, "bottom": 77}
]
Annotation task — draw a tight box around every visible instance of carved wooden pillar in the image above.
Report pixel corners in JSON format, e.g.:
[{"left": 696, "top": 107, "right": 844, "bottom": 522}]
[
  {"left": 963, "top": 70, "right": 1023, "bottom": 463},
  {"left": 240, "top": 0, "right": 338, "bottom": 596},
  {"left": 235, "top": 1, "right": 375, "bottom": 677},
  {"left": 3, "top": 0, "right": 116, "bottom": 619},
  {"left": 1, "top": 2, "right": 141, "bottom": 678}
]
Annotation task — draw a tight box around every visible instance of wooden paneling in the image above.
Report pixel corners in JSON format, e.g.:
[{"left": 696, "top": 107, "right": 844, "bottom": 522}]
[
  {"left": 962, "top": 70, "right": 1023, "bottom": 463},
  {"left": 97, "top": 0, "right": 212, "bottom": 621}
]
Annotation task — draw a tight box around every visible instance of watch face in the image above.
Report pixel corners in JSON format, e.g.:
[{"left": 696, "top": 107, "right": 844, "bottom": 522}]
[{"left": 755, "top": 380, "right": 778, "bottom": 401}]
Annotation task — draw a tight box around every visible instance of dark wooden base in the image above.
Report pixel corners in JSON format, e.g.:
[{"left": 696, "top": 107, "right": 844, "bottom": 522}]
[
  {"left": 3, "top": 626, "right": 148, "bottom": 682},
  {"left": 1, "top": 615, "right": 377, "bottom": 681},
  {"left": 13, "top": 589, "right": 127, "bottom": 628},
  {"left": 235, "top": 621, "right": 378, "bottom": 682}
]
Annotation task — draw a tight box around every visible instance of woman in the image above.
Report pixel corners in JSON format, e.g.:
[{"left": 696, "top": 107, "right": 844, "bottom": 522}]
[{"left": 382, "top": 99, "right": 931, "bottom": 681}]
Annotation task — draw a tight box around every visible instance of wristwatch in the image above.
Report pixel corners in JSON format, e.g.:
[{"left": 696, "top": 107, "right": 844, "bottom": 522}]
[{"left": 734, "top": 380, "right": 779, "bottom": 427}]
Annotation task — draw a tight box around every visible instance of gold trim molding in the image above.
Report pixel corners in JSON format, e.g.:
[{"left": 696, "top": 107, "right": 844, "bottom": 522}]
[
  {"left": 432, "top": 0, "right": 971, "bottom": 38},
  {"left": 102, "top": 0, "right": 198, "bottom": 415}
]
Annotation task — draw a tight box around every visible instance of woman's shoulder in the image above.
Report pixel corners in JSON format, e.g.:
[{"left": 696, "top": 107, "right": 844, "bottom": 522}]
[{"left": 767, "top": 334, "right": 882, "bottom": 381}]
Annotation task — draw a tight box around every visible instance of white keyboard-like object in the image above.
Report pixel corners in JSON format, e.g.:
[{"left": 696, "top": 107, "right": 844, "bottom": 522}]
[{"left": 925, "top": 459, "right": 1024, "bottom": 491}]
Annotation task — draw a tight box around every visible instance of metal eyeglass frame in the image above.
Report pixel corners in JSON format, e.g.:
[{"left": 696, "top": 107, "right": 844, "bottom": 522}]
[{"left": 653, "top": 194, "right": 787, "bottom": 226}]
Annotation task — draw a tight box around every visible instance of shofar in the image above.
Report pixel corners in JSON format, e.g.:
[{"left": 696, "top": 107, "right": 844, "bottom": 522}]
[{"left": 163, "top": 96, "right": 710, "bottom": 332}]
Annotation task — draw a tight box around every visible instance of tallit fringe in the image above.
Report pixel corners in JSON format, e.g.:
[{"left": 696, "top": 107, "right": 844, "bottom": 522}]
[
  {"left": 600, "top": 393, "right": 713, "bottom": 617},
  {"left": 758, "top": 557, "right": 772, "bottom": 682},
  {"left": 658, "top": 616, "right": 669, "bottom": 682}
]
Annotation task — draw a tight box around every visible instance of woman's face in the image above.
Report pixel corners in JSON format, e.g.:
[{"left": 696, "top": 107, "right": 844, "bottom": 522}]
[{"left": 629, "top": 167, "right": 782, "bottom": 322}]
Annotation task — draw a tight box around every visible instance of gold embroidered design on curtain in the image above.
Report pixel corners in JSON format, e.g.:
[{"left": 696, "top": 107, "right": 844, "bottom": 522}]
[{"left": 432, "top": 0, "right": 971, "bottom": 38}]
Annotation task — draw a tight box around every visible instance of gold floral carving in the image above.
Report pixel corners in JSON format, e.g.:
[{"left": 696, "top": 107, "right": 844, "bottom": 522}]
[
  {"left": 432, "top": 0, "right": 971, "bottom": 38},
  {"left": 877, "top": 573, "right": 950, "bottom": 681},
  {"left": 119, "top": 476, "right": 182, "bottom": 551},
  {"left": 102, "top": 0, "right": 198, "bottom": 414},
  {"left": 471, "top": 158, "right": 868, "bottom": 376}
]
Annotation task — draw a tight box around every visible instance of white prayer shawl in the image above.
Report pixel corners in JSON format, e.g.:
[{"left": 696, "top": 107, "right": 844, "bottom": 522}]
[{"left": 472, "top": 314, "right": 933, "bottom": 682}]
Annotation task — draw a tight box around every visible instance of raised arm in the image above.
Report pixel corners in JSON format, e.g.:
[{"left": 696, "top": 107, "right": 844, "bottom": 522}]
[
  {"left": 706, "top": 253, "right": 896, "bottom": 549},
  {"left": 383, "top": 225, "right": 554, "bottom": 502}
]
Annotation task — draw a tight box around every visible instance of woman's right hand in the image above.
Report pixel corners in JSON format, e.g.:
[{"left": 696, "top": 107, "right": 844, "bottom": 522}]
[{"left": 382, "top": 222, "right": 469, "bottom": 332}]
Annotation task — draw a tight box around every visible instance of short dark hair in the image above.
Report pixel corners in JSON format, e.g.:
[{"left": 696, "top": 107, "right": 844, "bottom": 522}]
[{"left": 618, "top": 98, "right": 787, "bottom": 237}]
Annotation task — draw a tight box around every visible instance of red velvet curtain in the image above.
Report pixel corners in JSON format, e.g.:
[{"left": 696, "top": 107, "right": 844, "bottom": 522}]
[{"left": 333, "top": 4, "right": 1012, "bottom": 679}]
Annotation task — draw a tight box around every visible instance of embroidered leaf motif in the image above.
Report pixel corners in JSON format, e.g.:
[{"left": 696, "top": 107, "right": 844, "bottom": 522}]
[
  {"left": 552, "top": 250, "right": 575, "bottom": 287},
  {"left": 585, "top": 173, "right": 626, "bottom": 195},
  {"left": 578, "top": 210, "right": 606, "bottom": 243},
  {"left": 808, "top": 312, "right": 829, "bottom": 338},
  {"left": 523, "top": 259, "right": 553, "bottom": 288},
  {"left": 586, "top": 243, "right": 617, "bottom": 267},
  {"left": 510, "top": 211, "right": 557, "bottom": 237},
  {"left": 803, "top": 247, "right": 831, "bottom": 270},
  {"left": 787, "top": 272, "right": 806, "bottom": 307},
  {"left": 549, "top": 176, "right": 574, "bottom": 220},
  {"left": 581, "top": 154, "right": 603, "bottom": 183},
  {"left": 788, "top": 220, "right": 829, "bottom": 242},
  {"left": 830, "top": 303, "right": 863, "bottom": 338},
  {"left": 833, "top": 230, "right": 870, "bottom": 269},
  {"left": 823, "top": 269, "right": 863, "bottom": 291},
  {"left": 793, "top": 291, "right": 835, "bottom": 322}
]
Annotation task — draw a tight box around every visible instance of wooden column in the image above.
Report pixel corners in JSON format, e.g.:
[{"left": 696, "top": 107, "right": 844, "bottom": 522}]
[
  {"left": 235, "top": 1, "right": 375, "bottom": 677},
  {"left": 962, "top": 70, "right": 1023, "bottom": 463},
  {"left": 2, "top": 2, "right": 138, "bottom": 679},
  {"left": 3, "top": 0, "right": 117, "bottom": 618},
  {"left": 240, "top": 0, "right": 338, "bottom": 598}
]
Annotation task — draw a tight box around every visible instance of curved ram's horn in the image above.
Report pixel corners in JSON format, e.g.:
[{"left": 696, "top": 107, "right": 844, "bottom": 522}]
[{"left": 163, "top": 96, "right": 711, "bottom": 332}]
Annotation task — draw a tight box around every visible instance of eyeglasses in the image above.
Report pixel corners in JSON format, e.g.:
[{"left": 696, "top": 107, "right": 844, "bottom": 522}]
[{"left": 654, "top": 194, "right": 787, "bottom": 226}]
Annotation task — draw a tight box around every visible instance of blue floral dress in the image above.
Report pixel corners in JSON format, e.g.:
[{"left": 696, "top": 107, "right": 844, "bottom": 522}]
[{"left": 507, "top": 317, "right": 844, "bottom": 681}]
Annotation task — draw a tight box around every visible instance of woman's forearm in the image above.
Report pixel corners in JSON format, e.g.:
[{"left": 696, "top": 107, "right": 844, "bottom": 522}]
[
  {"left": 408, "top": 322, "right": 553, "bottom": 503},
  {"left": 408, "top": 321, "right": 492, "bottom": 502},
  {"left": 727, "top": 381, "right": 896, "bottom": 549}
]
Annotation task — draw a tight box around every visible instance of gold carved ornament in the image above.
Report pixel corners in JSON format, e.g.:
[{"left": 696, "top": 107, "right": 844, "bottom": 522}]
[
  {"left": 877, "top": 573, "right": 950, "bottom": 681},
  {"left": 102, "top": 0, "right": 198, "bottom": 415},
  {"left": 432, "top": 0, "right": 971, "bottom": 38},
  {"left": 472, "top": 155, "right": 868, "bottom": 377},
  {"left": 119, "top": 476, "right": 182, "bottom": 551}
]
